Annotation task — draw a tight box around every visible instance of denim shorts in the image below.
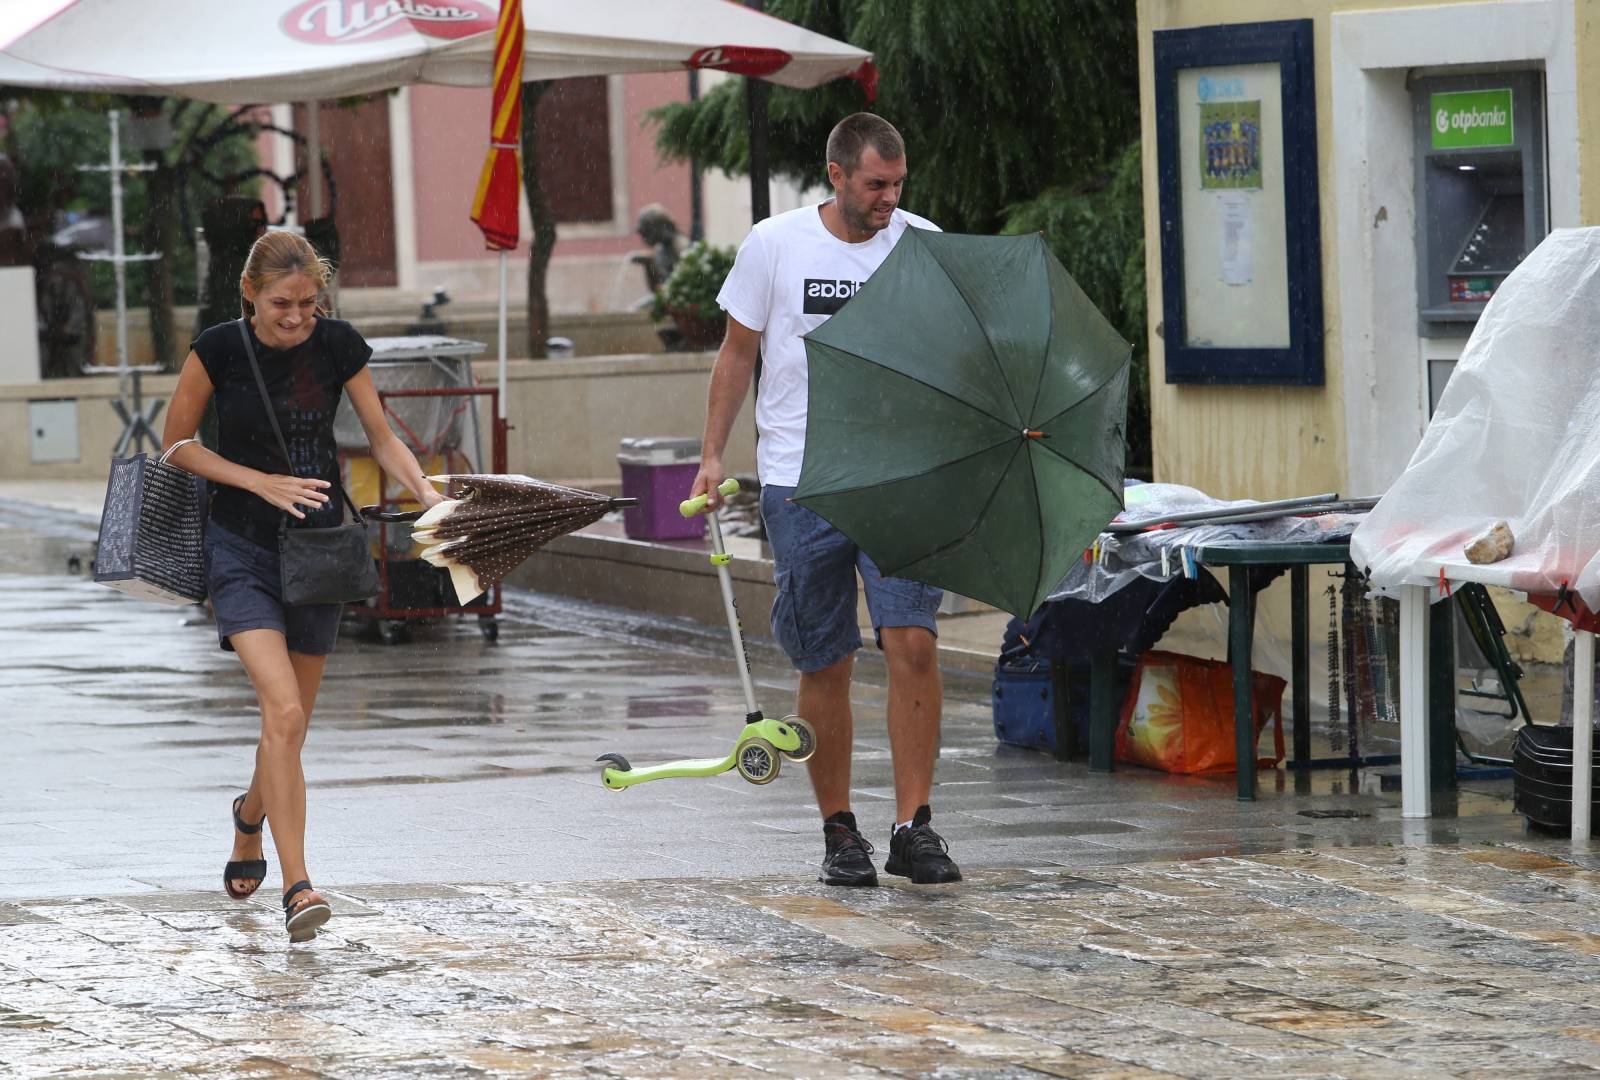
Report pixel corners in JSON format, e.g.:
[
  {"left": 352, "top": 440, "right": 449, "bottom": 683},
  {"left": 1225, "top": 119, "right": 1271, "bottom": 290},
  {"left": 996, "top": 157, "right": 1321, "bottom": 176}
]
[
  {"left": 204, "top": 521, "right": 342, "bottom": 656},
  {"left": 760, "top": 484, "right": 942, "bottom": 672}
]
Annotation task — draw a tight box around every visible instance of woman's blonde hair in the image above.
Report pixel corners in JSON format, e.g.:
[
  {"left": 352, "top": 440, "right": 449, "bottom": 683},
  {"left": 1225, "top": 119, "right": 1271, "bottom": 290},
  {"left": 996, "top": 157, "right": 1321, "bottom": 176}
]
[{"left": 239, "top": 230, "right": 334, "bottom": 318}]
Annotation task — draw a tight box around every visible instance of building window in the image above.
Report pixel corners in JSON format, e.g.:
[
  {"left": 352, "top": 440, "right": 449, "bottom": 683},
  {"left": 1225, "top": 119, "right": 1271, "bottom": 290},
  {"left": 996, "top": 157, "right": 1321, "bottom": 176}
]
[{"left": 534, "top": 77, "right": 613, "bottom": 224}]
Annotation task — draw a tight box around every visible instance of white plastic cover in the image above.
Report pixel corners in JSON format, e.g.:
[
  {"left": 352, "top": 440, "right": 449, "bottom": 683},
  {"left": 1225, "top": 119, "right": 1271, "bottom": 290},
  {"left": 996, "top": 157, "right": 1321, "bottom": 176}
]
[
  {"left": 0, "top": 1, "right": 871, "bottom": 103},
  {"left": 1352, "top": 227, "right": 1600, "bottom": 605}
]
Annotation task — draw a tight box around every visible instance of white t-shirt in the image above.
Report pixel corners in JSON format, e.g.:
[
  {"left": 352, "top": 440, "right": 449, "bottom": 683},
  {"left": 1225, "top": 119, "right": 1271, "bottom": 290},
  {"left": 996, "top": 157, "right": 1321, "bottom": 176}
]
[{"left": 716, "top": 200, "right": 939, "bottom": 486}]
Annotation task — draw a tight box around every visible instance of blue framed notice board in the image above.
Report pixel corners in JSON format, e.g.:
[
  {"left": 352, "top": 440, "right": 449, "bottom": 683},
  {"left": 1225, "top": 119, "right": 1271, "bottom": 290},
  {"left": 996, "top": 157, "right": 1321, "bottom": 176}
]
[{"left": 1153, "top": 19, "right": 1323, "bottom": 385}]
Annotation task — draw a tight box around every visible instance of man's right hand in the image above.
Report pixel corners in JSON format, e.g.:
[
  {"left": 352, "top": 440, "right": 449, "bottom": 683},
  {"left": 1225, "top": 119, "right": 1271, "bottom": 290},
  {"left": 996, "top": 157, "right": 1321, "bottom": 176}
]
[
  {"left": 690, "top": 458, "right": 727, "bottom": 509},
  {"left": 253, "top": 473, "right": 331, "bottom": 519}
]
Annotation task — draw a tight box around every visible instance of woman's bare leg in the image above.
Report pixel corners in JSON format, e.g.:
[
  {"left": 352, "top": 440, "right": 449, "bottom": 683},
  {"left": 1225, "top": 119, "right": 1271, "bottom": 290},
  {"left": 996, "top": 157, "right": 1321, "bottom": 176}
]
[{"left": 228, "top": 629, "right": 327, "bottom": 896}]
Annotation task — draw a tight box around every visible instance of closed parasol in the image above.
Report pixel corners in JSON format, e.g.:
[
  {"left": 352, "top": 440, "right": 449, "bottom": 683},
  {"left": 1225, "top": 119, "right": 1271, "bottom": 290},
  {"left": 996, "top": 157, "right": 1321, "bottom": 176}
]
[{"left": 381, "top": 474, "right": 635, "bottom": 603}]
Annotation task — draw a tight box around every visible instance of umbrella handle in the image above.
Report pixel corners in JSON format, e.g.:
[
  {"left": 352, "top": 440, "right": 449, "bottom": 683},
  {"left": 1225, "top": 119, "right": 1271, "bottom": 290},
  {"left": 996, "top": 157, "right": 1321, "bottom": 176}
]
[
  {"left": 679, "top": 478, "right": 740, "bottom": 518},
  {"left": 359, "top": 505, "right": 424, "bottom": 523}
]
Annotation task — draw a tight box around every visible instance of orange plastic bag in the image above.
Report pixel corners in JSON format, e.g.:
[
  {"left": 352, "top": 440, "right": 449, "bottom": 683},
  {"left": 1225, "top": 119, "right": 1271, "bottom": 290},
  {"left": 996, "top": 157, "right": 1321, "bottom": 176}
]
[{"left": 1115, "top": 650, "right": 1286, "bottom": 774}]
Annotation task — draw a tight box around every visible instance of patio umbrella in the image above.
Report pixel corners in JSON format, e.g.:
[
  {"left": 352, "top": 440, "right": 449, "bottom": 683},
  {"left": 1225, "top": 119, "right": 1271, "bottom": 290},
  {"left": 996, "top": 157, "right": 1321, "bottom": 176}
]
[
  {"left": 409, "top": 473, "right": 635, "bottom": 603},
  {"left": 793, "top": 230, "right": 1131, "bottom": 619},
  {"left": 0, "top": 2, "right": 874, "bottom": 102},
  {"left": 0, "top": 0, "right": 875, "bottom": 410},
  {"left": 468, "top": 0, "right": 523, "bottom": 422}
]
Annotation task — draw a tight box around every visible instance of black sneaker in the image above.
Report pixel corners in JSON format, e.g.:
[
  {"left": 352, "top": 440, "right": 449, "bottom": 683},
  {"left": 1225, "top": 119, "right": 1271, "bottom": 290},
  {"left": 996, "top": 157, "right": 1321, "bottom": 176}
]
[
  {"left": 884, "top": 805, "right": 962, "bottom": 884},
  {"left": 820, "top": 811, "right": 878, "bottom": 887}
]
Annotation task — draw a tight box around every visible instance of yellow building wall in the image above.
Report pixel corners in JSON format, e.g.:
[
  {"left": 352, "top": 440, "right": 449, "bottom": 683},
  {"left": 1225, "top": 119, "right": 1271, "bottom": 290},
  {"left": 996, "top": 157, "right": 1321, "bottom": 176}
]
[
  {"left": 1137, "top": 0, "right": 1575, "bottom": 501},
  {"left": 1579, "top": 0, "right": 1600, "bottom": 223}
]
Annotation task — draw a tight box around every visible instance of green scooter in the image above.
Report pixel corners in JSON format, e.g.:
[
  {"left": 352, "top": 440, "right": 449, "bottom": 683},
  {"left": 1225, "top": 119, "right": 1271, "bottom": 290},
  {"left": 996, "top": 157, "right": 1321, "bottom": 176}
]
[{"left": 598, "top": 479, "right": 816, "bottom": 789}]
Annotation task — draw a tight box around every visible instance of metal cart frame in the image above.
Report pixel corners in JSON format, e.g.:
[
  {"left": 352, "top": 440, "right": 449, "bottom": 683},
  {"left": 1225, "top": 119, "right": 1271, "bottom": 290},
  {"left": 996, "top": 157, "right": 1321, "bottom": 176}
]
[{"left": 349, "top": 383, "right": 508, "bottom": 644}]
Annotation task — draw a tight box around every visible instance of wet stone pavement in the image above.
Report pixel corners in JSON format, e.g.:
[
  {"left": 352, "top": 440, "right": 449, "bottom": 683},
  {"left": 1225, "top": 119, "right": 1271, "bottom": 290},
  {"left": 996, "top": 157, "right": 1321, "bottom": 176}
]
[{"left": 7, "top": 500, "right": 1600, "bottom": 1076}]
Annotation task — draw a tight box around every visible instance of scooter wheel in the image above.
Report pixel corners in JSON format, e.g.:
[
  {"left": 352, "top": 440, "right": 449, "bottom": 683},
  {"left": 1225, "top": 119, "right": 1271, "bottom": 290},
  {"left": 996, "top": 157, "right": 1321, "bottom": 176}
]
[
  {"left": 779, "top": 716, "right": 816, "bottom": 763},
  {"left": 596, "top": 753, "right": 631, "bottom": 790},
  {"left": 734, "top": 738, "right": 780, "bottom": 785}
]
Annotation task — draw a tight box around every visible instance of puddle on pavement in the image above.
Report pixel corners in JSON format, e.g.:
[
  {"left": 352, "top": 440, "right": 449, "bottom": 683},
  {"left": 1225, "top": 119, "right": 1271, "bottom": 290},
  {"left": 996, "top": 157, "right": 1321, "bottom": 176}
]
[{"left": 0, "top": 504, "right": 98, "bottom": 578}]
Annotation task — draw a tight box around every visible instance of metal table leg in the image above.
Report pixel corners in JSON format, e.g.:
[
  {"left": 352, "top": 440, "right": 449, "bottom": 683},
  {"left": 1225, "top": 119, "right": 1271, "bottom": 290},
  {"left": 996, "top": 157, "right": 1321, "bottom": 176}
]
[
  {"left": 1230, "top": 565, "right": 1257, "bottom": 801},
  {"left": 1399, "top": 584, "right": 1431, "bottom": 818},
  {"left": 1089, "top": 642, "right": 1117, "bottom": 773},
  {"left": 1291, "top": 565, "right": 1311, "bottom": 767},
  {"left": 1574, "top": 630, "right": 1594, "bottom": 842}
]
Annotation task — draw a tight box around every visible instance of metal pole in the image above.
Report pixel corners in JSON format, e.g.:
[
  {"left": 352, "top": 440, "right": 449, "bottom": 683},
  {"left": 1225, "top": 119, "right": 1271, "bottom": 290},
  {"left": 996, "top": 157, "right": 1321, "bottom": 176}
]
[
  {"left": 1399, "top": 584, "right": 1432, "bottom": 818},
  {"left": 497, "top": 249, "right": 508, "bottom": 420},
  {"left": 305, "top": 101, "right": 324, "bottom": 220},
  {"left": 707, "top": 511, "right": 758, "bottom": 715},
  {"left": 687, "top": 70, "right": 704, "bottom": 243},
  {"left": 1574, "top": 630, "right": 1594, "bottom": 841},
  {"left": 744, "top": 0, "right": 770, "bottom": 225},
  {"left": 109, "top": 110, "right": 127, "bottom": 378}
]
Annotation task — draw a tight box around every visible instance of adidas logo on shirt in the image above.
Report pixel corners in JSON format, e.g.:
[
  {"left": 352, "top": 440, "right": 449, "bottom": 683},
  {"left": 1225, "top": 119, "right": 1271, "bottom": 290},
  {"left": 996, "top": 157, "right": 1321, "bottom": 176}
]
[{"left": 803, "top": 278, "right": 865, "bottom": 315}]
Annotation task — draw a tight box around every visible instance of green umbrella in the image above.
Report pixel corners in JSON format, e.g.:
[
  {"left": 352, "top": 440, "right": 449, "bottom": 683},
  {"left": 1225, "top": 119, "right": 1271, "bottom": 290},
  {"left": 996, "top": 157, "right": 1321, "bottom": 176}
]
[{"left": 794, "top": 229, "right": 1129, "bottom": 618}]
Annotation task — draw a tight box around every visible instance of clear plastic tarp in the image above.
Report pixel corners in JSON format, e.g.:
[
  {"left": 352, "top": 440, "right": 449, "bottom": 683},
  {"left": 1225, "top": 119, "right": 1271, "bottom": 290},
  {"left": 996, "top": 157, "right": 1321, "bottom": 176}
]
[
  {"left": 1352, "top": 227, "right": 1600, "bottom": 604},
  {"left": 1049, "top": 482, "right": 1364, "bottom": 604}
]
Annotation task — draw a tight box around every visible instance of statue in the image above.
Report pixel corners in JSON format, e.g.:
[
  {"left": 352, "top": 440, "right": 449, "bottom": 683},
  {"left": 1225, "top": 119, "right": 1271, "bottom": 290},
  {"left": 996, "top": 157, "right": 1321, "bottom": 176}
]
[
  {"left": 630, "top": 203, "right": 684, "bottom": 294},
  {"left": 0, "top": 155, "right": 30, "bottom": 268}
]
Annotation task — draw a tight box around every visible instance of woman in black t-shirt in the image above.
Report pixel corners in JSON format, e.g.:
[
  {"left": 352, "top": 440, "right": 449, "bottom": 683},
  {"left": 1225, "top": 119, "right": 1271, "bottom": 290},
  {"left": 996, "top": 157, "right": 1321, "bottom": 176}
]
[{"left": 161, "top": 231, "right": 444, "bottom": 943}]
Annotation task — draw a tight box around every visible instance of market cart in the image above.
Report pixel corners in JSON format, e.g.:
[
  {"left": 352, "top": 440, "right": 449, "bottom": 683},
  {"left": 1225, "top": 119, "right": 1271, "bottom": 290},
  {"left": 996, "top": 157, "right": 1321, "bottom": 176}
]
[{"left": 335, "top": 336, "right": 507, "bottom": 645}]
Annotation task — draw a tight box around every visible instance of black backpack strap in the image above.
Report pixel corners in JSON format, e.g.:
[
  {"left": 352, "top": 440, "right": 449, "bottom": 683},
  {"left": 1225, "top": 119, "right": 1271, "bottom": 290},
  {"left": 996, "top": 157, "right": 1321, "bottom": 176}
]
[{"left": 236, "top": 318, "right": 362, "bottom": 523}]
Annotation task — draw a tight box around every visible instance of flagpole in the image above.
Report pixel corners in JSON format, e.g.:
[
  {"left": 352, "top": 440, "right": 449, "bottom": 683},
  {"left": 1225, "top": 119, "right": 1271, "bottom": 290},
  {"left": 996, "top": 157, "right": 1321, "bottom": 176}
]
[{"left": 497, "top": 248, "right": 508, "bottom": 421}]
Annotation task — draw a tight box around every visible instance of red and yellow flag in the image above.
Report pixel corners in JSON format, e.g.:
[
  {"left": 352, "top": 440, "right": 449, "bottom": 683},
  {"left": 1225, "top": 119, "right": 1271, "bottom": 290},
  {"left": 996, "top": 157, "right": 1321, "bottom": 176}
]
[{"left": 469, "top": 0, "right": 524, "bottom": 250}]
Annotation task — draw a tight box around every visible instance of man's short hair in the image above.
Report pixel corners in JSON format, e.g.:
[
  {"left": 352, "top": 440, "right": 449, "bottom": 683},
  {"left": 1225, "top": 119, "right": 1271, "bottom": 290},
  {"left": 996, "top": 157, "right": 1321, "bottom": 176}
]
[{"left": 825, "top": 113, "right": 905, "bottom": 175}]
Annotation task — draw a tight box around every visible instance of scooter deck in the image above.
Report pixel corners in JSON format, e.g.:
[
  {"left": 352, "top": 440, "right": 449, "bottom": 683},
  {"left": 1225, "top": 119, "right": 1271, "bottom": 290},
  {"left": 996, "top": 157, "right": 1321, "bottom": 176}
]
[
  {"left": 602, "top": 753, "right": 735, "bottom": 789},
  {"left": 600, "top": 717, "right": 805, "bottom": 791}
]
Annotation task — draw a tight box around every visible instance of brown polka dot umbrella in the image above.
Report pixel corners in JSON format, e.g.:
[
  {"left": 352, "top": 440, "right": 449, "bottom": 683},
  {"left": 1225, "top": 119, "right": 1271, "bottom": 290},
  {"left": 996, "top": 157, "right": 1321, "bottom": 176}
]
[{"left": 369, "top": 474, "right": 635, "bottom": 604}]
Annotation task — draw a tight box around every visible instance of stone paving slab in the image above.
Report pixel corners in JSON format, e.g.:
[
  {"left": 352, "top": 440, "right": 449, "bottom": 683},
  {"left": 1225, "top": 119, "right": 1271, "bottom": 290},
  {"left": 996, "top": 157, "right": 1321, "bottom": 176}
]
[
  {"left": 6, "top": 848, "right": 1600, "bottom": 1076},
  {"left": 8, "top": 495, "right": 1600, "bottom": 1075}
]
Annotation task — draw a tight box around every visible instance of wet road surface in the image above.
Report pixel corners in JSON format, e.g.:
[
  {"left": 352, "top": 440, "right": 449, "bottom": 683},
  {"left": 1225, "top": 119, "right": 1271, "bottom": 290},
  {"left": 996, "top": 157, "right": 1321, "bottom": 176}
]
[{"left": 5, "top": 500, "right": 1600, "bottom": 1076}]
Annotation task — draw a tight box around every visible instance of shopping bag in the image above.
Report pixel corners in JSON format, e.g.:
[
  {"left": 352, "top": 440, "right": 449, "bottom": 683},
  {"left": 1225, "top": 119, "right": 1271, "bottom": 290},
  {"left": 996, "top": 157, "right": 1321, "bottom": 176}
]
[
  {"left": 1115, "top": 650, "right": 1286, "bottom": 774},
  {"left": 94, "top": 438, "right": 207, "bottom": 605}
]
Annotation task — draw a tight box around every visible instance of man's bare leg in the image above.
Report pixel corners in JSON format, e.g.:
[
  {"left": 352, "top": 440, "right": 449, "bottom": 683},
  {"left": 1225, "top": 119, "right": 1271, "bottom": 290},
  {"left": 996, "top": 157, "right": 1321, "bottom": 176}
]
[
  {"left": 880, "top": 625, "right": 960, "bottom": 883},
  {"left": 880, "top": 626, "right": 941, "bottom": 823},
  {"left": 799, "top": 652, "right": 855, "bottom": 818}
]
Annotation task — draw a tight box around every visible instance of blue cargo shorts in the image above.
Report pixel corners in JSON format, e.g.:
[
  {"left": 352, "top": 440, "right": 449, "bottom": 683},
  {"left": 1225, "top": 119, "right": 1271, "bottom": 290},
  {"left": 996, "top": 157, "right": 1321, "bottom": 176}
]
[
  {"left": 760, "top": 484, "right": 942, "bottom": 673},
  {"left": 203, "top": 521, "right": 342, "bottom": 656}
]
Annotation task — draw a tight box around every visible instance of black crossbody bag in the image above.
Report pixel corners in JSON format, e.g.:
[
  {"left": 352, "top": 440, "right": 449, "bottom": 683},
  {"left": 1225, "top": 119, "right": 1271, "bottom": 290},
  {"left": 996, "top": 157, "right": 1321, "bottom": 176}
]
[{"left": 237, "top": 319, "right": 379, "bottom": 606}]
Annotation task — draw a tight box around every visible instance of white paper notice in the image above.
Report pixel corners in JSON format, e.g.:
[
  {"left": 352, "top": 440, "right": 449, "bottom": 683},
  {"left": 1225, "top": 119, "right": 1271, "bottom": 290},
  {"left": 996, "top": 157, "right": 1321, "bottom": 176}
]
[{"left": 1218, "top": 193, "right": 1252, "bottom": 285}]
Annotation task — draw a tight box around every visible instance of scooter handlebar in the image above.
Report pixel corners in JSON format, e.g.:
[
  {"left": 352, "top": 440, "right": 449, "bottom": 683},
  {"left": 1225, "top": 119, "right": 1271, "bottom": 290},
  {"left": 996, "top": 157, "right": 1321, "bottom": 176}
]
[{"left": 679, "top": 478, "right": 740, "bottom": 517}]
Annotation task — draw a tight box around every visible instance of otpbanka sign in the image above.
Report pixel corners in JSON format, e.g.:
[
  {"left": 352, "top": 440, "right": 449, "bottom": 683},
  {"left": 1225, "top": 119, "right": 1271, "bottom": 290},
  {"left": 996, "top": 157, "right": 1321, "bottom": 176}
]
[
  {"left": 282, "top": 0, "right": 497, "bottom": 44},
  {"left": 1431, "top": 88, "right": 1515, "bottom": 150}
]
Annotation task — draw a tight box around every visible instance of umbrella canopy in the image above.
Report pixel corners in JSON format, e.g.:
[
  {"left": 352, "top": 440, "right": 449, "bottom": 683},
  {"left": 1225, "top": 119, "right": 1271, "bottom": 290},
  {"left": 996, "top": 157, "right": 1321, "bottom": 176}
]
[
  {"left": 413, "top": 473, "right": 632, "bottom": 602},
  {"left": 469, "top": 0, "right": 524, "bottom": 252},
  {"left": 794, "top": 230, "right": 1130, "bottom": 619},
  {"left": 0, "top": 0, "right": 874, "bottom": 102}
]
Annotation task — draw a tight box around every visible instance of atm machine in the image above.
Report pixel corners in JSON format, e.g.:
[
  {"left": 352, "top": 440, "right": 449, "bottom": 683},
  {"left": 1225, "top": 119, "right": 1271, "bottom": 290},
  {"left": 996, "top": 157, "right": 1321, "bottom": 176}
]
[{"left": 1412, "top": 70, "right": 1546, "bottom": 412}]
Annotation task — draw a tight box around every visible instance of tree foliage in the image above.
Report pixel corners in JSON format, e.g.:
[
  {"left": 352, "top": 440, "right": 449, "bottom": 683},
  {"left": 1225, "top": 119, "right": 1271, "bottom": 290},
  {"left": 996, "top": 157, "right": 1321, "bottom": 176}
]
[
  {"left": 652, "top": 0, "right": 1137, "bottom": 234},
  {"left": 651, "top": 0, "right": 1149, "bottom": 469},
  {"left": 6, "top": 93, "right": 262, "bottom": 306}
]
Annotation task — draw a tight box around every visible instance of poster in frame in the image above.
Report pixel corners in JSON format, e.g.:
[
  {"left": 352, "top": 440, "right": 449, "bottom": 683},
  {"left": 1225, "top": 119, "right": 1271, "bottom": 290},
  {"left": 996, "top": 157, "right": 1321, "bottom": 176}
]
[{"left": 1154, "top": 19, "right": 1323, "bottom": 385}]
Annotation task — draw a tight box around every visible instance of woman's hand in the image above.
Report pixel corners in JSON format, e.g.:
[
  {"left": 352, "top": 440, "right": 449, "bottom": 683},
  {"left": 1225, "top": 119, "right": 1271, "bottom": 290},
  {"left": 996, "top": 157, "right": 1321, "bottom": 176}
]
[
  {"left": 252, "top": 474, "right": 331, "bottom": 519},
  {"left": 418, "top": 487, "right": 447, "bottom": 509}
]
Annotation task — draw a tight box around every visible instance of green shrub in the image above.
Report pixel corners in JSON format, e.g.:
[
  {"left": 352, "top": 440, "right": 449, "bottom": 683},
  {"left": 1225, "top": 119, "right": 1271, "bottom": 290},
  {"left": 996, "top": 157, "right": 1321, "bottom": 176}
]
[{"left": 651, "top": 241, "right": 736, "bottom": 323}]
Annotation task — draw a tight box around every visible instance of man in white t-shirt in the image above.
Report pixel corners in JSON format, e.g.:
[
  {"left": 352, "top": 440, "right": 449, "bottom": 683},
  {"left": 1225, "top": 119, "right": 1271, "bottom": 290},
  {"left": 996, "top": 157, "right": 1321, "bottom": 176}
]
[{"left": 691, "top": 113, "right": 960, "bottom": 887}]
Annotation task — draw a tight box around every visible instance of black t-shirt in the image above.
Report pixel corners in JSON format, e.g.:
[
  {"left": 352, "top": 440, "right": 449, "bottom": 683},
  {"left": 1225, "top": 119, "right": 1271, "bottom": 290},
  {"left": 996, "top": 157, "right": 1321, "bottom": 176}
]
[{"left": 192, "top": 317, "right": 371, "bottom": 549}]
